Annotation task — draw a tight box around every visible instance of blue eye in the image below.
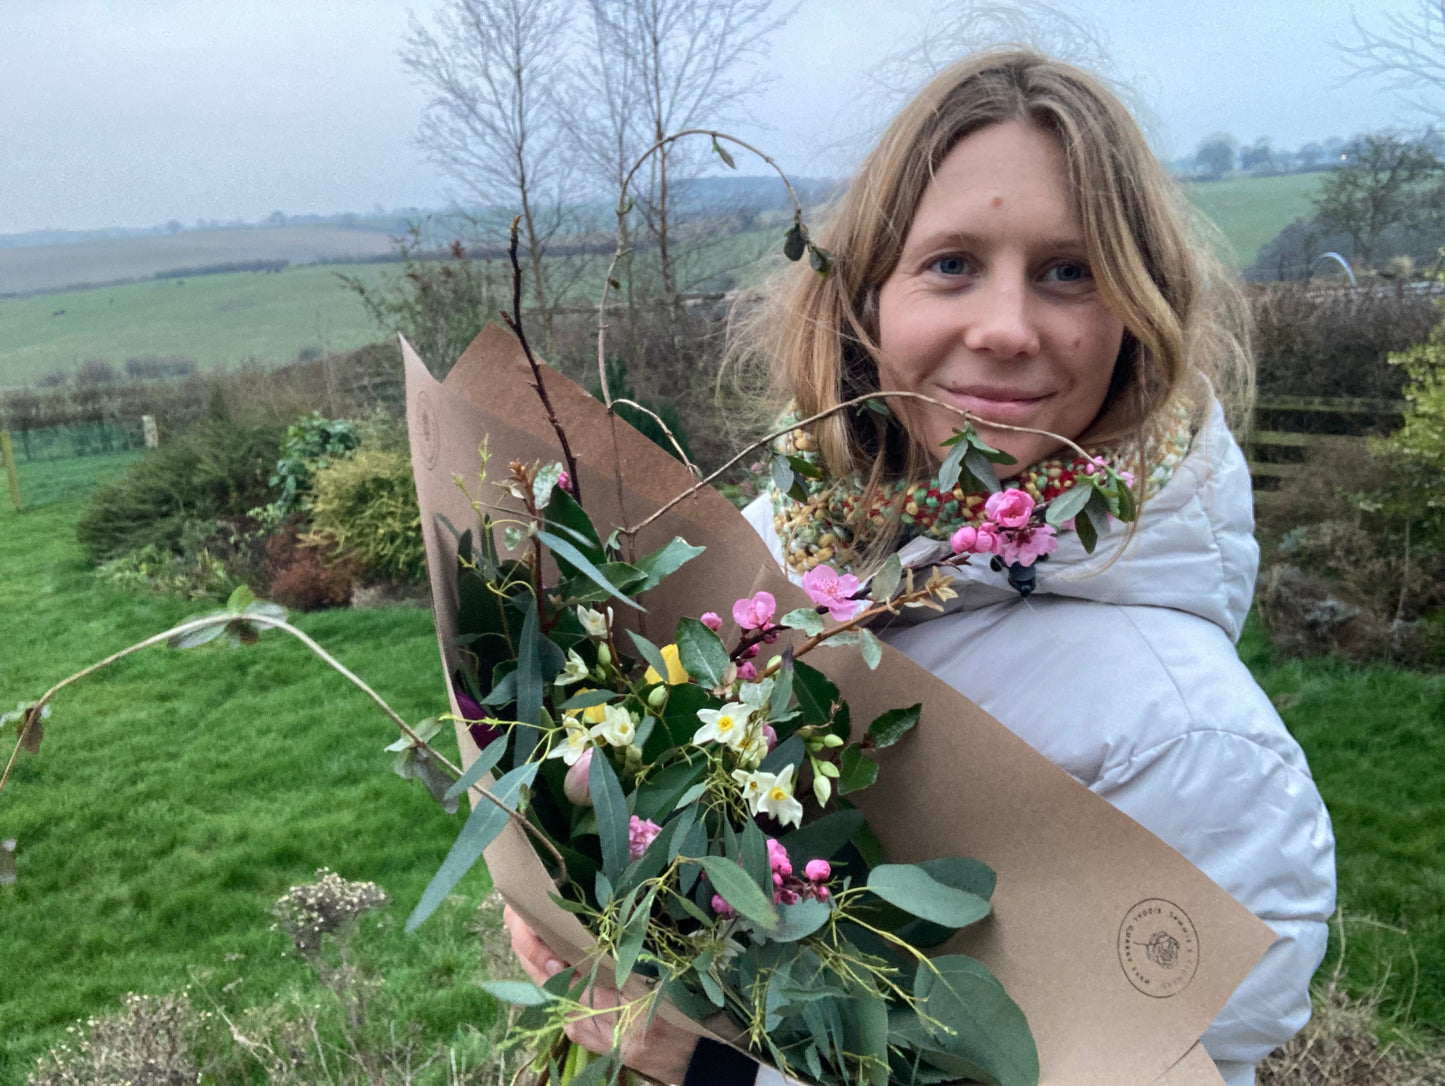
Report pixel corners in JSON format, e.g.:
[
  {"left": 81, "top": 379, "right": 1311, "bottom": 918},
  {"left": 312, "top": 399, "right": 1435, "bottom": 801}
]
[
  {"left": 931, "top": 255, "right": 969, "bottom": 276},
  {"left": 1046, "top": 261, "right": 1091, "bottom": 283}
]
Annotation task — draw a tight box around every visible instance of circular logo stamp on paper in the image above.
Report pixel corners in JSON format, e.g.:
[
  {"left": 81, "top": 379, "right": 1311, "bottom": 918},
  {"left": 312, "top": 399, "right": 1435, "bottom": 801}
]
[
  {"left": 415, "top": 390, "right": 441, "bottom": 470},
  {"left": 1117, "top": 898, "right": 1200, "bottom": 998}
]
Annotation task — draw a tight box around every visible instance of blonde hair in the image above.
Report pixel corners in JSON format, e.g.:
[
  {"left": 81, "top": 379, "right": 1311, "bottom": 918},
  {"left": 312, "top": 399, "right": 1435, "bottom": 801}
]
[{"left": 739, "top": 50, "right": 1252, "bottom": 488}]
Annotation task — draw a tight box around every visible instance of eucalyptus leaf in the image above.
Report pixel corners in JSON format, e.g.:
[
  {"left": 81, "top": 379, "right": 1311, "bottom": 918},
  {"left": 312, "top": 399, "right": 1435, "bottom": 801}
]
[
  {"left": 778, "top": 808, "right": 864, "bottom": 867},
  {"left": 741, "top": 817, "right": 771, "bottom": 897},
  {"left": 407, "top": 761, "right": 538, "bottom": 931},
  {"left": 858, "top": 628, "right": 883, "bottom": 670},
  {"left": 770, "top": 898, "right": 831, "bottom": 942},
  {"left": 1075, "top": 506, "right": 1099, "bottom": 553},
  {"left": 780, "top": 607, "right": 825, "bottom": 636},
  {"left": 480, "top": 980, "right": 552, "bottom": 1007},
  {"left": 868, "top": 865, "right": 991, "bottom": 928},
  {"left": 871, "top": 553, "right": 902, "bottom": 602},
  {"left": 696, "top": 856, "right": 778, "bottom": 928},
  {"left": 444, "top": 734, "right": 510, "bottom": 801},
  {"left": 168, "top": 617, "right": 228, "bottom": 650},
  {"left": 515, "top": 600, "right": 543, "bottom": 760},
  {"left": 537, "top": 529, "right": 642, "bottom": 610},
  {"left": 914, "top": 956, "right": 1038, "bottom": 1086},
  {"left": 769, "top": 650, "right": 795, "bottom": 721},
  {"left": 559, "top": 689, "right": 616, "bottom": 710},
  {"left": 591, "top": 750, "right": 630, "bottom": 886},
  {"left": 613, "top": 886, "right": 655, "bottom": 988},
  {"left": 771, "top": 454, "right": 795, "bottom": 495}
]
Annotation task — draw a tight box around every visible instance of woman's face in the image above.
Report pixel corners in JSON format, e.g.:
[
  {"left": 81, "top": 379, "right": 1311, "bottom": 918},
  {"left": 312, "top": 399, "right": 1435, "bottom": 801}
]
[{"left": 875, "top": 120, "right": 1126, "bottom": 474}]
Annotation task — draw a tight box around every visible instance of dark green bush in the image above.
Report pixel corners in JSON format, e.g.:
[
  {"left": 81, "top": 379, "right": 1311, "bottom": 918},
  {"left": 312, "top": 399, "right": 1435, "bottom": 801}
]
[
  {"left": 305, "top": 446, "right": 424, "bottom": 583},
  {"left": 76, "top": 420, "right": 281, "bottom": 563}
]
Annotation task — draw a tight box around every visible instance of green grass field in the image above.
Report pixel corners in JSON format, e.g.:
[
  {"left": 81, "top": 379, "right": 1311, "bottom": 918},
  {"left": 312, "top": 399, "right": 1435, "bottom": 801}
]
[
  {"left": 0, "top": 263, "right": 392, "bottom": 388},
  {"left": 8, "top": 449, "right": 143, "bottom": 510},
  {"left": 1182, "top": 172, "right": 1324, "bottom": 268},
  {"left": 0, "top": 498, "right": 501, "bottom": 1083}
]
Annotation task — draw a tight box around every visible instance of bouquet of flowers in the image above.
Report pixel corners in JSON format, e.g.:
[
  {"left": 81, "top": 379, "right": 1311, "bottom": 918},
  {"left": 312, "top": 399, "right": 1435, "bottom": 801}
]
[{"left": 399, "top": 444, "right": 1039, "bottom": 1085}]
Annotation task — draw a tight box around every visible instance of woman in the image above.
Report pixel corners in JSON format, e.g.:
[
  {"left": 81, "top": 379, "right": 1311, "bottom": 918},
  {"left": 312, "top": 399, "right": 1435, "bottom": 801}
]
[{"left": 509, "top": 50, "right": 1336, "bottom": 1086}]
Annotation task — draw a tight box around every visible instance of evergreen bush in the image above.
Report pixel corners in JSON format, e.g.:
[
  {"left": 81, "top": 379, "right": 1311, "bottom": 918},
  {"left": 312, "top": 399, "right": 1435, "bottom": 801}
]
[
  {"left": 75, "top": 421, "right": 281, "bottom": 563},
  {"left": 305, "top": 447, "right": 425, "bottom": 583}
]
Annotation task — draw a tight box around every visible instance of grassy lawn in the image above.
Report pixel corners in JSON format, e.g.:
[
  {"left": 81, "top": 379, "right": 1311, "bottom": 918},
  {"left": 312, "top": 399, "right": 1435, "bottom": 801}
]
[
  {"left": 8, "top": 450, "right": 143, "bottom": 510},
  {"left": 1182, "top": 172, "right": 1324, "bottom": 268},
  {"left": 1237, "top": 617, "right": 1445, "bottom": 1041},
  {"left": 0, "top": 499, "right": 501, "bottom": 1084}
]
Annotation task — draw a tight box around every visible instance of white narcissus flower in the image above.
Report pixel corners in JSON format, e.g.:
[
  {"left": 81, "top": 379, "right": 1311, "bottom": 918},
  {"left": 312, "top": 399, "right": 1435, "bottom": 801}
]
[
  {"left": 576, "top": 606, "right": 610, "bottom": 638},
  {"left": 731, "top": 764, "right": 804, "bottom": 828},
  {"left": 693, "top": 702, "right": 752, "bottom": 751},
  {"left": 546, "top": 719, "right": 592, "bottom": 766},
  {"left": 555, "top": 649, "right": 589, "bottom": 687},
  {"left": 735, "top": 726, "right": 770, "bottom": 770},
  {"left": 588, "top": 703, "right": 636, "bottom": 748}
]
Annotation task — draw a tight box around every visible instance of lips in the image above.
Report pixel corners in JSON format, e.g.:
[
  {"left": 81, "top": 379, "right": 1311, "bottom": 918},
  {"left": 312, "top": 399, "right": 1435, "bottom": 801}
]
[{"left": 942, "top": 386, "right": 1052, "bottom": 424}]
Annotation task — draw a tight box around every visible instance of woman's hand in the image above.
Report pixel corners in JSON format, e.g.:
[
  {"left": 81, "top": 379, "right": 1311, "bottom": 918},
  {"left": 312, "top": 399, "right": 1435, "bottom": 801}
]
[{"left": 502, "top": 904, "right": 700, "bottom": 1084}]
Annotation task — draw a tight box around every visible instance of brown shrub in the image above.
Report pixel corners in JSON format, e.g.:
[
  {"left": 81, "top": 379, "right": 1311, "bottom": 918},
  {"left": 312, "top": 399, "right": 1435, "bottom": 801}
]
[
  {"left": 1251, "top": 284, "right": 1439, "bottom": 403},
  {"left": 263, "top": 520, "right": 364, "bottom": 611}
]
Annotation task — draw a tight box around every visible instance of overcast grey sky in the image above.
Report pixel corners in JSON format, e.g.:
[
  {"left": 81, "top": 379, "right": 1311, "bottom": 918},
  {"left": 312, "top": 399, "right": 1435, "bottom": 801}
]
[{"left": 0, "top": 0, "right": 1419, "bottom": 236}]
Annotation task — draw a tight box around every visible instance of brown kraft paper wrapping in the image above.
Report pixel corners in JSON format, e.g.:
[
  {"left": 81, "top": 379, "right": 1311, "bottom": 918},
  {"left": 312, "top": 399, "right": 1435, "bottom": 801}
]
[{"left": 403, "top": 326, "right": 1275, "bottom": 1086}]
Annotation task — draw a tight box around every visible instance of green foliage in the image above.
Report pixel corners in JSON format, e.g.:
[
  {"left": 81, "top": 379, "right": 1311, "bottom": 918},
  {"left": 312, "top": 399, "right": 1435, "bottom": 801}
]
[
  {"left": 306, "top": 445, "right": 425, "bottom": 582},
  {"left": 339, "top": 231, "right": 502, "bottom": 378},
  {"left": 1374, "top": 314, "right": 1445, "bottom": 549},
  {"left": 1313, "top": 134, "right": 1442, "bottom": 266},
  {"left": 74, "top": 420, "right": 281, "bottom": 563},
  {"left": 269, "top": 411, "right": 361, "bottom": 515}
]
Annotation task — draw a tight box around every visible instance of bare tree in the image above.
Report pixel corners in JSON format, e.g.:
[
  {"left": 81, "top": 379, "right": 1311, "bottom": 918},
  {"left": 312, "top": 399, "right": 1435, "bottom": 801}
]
[
  {"left": 580, "top": 0, "right": 787, "bottom": 306},
  {"left": 403, "top": 0, "right": 571, "bottom": 349},
  {"left": 1337, "top": 3, "right": 1445, "bottom": 119}
]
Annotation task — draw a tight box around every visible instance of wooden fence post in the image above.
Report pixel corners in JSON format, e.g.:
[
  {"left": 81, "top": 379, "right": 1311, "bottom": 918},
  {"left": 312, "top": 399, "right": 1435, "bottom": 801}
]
[{"left": 1, "top": 431, "right": 22, "bottom": 512}]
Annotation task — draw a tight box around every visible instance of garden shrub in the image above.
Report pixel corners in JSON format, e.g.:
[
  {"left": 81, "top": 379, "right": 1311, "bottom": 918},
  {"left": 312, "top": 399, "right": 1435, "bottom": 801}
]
[
  {"left": 267, "top": 411, "right": 362, "bottom": 516},
  {"left": 1250, "top": 283, "right": 1439, "bottom": 403},
  {"left": 75, "top": 421, "right": 281, "bottom": 563},
  {"left": 263, "top": 519, "right": 365, "bottom": 611},
  {"left": 305, "top": 446, "right": 424, "bottom": 584}
]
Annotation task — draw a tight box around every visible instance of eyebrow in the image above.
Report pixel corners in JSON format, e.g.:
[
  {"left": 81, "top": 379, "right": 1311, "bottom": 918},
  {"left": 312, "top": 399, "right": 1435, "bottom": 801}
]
[{"left": 902, "top": 228, "right": 1089, "bottom": 255}]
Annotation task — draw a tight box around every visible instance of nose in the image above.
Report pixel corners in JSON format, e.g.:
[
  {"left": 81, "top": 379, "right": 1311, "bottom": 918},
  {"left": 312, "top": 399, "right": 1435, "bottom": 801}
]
[{"left": 962, "top": 274, "right": 1040, "bottom": 359}]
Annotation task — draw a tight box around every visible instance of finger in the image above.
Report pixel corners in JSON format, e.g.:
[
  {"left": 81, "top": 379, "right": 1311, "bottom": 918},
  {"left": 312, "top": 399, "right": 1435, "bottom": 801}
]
[{"left": 502, "top": 906, "right": 566, "bottom": 983}]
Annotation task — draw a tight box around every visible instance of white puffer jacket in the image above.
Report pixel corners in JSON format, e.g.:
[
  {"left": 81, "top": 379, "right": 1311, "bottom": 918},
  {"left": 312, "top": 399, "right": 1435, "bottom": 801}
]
[{"left": 744, "top": 405, "right": 1336, "bottom": 1086}]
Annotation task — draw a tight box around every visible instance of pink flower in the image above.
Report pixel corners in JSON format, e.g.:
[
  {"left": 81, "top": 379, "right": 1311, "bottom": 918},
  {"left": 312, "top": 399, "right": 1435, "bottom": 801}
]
[
  {"left": 732, "top": 591, "right": 777, "bottom": 631},
  {"left": 1119, "top": 469, "right": 1136, "bottom": 487},
  {"left": 984, "top": 488, "right": 1035, "bottom": 528},
  {"left": 711, "top": 893, "right": 735, "bottom": 918},
  {"left": 700, "top": 611, "right": 722, "bottom": 631},
  {"left": 742, "top": 643, "right": 760, "bottom": 660},
  {"left": 775, "top": 887, "right": 801, "bottom": 906},
  {"left": 766, "top": 838, "right": 793, "bottom": 877},
  {"left": 563, "top": 748, "right": 593, "bottom": 807},
  {"left": 761, "top": 724, "right": 777, "bottom": 752},
  {"left": 804, "top": 859, "right": 831, "bottom": 882},
  {"left": 950, "top": 523, "right": 1000, "bottom": 555},
  {"left": 999, "top": 524, "right": 1058, "bottom": 567},
  {"left": 557, "top": 470, "right": 571, "bottom": 492},
  {"left": 737, "top": 661, "right": 758, "bottom": 682},
  {"left": 628, "top": 815, "right": 662, "bottom": 861},
  {"left": 816, "top": 886, "right": 830, "bottom": 902},
  {"left": 800, "top": 564, "right": 863, "bottom": 622}
]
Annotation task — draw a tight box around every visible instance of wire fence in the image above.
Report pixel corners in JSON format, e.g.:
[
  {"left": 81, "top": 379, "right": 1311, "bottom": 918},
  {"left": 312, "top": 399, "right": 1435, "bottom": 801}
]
[{"left": 1, "top": 421, "right": 148, "bottom": 510}]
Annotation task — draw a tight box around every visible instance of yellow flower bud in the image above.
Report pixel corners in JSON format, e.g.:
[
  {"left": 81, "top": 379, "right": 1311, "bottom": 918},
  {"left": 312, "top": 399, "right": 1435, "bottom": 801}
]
[{"left": 642, "top": 643, "right": 689, "bottom": 686}]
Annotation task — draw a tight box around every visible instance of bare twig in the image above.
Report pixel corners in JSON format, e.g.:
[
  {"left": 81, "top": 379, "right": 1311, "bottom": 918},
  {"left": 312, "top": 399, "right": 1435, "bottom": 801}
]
[{"left": 501, "top": 215, "right": 582, "bottom": 504}]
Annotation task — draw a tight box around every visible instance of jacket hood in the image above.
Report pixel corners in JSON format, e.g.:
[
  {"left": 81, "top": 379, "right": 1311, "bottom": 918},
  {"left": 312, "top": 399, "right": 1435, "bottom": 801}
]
[{"left": 891, "top": 403, "right": 1260, "bottom": 642}]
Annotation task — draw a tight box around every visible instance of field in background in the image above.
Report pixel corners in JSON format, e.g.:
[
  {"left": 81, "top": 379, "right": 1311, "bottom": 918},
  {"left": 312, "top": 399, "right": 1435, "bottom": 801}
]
[
  {"left": 0, "top": 223, "right": 400, "bottom": 297},
  {"left": 1183, "top": 172, "right": 1324, "bottom": 268},
  {"left": 0, "top": 263, "right": 391, "bottom": 386}
]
